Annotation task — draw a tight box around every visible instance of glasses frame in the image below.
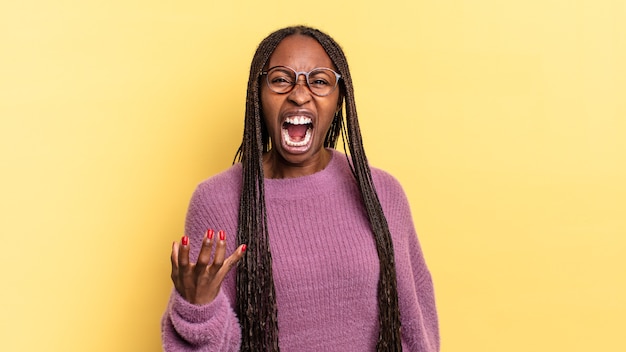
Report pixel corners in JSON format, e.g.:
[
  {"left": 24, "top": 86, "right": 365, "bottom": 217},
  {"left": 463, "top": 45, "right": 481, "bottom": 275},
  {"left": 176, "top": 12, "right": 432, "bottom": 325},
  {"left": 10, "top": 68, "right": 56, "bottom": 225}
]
[{"left": 260, "top": 66, "right": 342, "bottom": 97}]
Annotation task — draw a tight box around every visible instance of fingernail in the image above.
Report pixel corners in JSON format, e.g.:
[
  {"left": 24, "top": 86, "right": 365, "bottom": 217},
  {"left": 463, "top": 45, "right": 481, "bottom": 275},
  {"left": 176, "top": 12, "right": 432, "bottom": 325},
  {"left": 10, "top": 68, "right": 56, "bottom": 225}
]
[
  {"left": 206, "top": 229, "right": 214, "bottom": 240},
  {"left": 181, "top": 235, "right": 189, "bottom": 246},
  {"left": 218, "top": 230, "right": 225, "bottom": 241},
  {"left": 241, "top": 244, "right": 247, "bottom": 252}
]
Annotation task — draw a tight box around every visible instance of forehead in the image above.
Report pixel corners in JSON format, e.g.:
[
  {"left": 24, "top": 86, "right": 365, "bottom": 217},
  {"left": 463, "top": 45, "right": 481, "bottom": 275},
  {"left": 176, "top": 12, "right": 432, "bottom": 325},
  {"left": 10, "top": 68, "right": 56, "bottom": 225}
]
[{"left": 267, "top": 35, "right": 335, "bottom": 70}]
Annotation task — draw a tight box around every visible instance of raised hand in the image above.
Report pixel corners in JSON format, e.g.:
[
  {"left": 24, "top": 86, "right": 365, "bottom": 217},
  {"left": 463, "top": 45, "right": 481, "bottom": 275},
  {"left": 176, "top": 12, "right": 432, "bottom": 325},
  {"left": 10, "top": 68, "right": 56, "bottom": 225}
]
[{"left": 170, "top": 229, "right": 246, "bottom": 305}]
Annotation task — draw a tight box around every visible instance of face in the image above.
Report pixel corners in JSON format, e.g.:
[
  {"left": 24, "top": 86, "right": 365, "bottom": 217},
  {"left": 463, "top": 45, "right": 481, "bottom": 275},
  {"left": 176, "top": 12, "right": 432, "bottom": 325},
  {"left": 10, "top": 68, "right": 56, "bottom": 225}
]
[{"left": 261, "top": 34, "right": 341, "bottom": 177}]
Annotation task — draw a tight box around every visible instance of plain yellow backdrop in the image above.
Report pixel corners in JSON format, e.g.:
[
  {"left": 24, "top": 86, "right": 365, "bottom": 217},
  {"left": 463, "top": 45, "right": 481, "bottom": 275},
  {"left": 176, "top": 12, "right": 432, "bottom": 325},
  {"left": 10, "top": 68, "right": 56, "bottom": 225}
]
[{"left": 1, "top": 0, "right": 625, "bottom": 351}]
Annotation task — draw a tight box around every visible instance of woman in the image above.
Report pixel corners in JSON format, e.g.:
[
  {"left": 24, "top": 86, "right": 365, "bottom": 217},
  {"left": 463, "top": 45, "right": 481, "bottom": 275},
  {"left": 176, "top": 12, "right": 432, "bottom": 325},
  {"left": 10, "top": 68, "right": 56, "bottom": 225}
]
[{"left": 162, "top": 25, "right": 439, "bottom": 352}]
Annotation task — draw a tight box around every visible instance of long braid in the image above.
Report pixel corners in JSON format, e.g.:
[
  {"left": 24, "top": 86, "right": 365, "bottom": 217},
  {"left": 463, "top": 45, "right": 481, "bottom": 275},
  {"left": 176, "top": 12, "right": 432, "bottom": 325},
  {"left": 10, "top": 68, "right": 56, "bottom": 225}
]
[
  {"left": 234, "top": 26, "right": 402, "bottom": 351},
  {"left": 313, "top": 30, "right": 402, "bottom": 350},
  {"left": 341, "top": 82, "right": 402, "bottom": 351},
  {"left": 234, "top": 28, "right": 293, "bottom": 352}
]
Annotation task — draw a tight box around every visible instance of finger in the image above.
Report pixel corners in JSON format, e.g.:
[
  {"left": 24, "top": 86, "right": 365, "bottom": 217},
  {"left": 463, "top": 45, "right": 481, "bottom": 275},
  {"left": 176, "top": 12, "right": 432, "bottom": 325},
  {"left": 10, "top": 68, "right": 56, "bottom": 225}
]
[
  {"left": 194, "top": 229, "right": 215, "bottom": 276},
  {"left": 207, "top": 230, "right": 227, "bottom": 276},
  {"left": 178, "top": 235, "right": 197, "bottom": 299},
  {"left": 210, "top": 244, "right": 248, "bottom": 287},
  {"left": 170, "top": 241, "right": 179, "bottom": 282},
  {"left": 178, "top": 235, "right": 190, "bottom": 268},
  {"left": 221, "top": 244, "right": 247, "bottom": 273}
]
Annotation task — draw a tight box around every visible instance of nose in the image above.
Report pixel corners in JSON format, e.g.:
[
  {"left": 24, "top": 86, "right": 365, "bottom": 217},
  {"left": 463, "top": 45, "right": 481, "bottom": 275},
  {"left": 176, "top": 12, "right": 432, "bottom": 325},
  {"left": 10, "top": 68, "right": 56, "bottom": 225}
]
[{"left": 287, "top": 75, "right": 312, "bottom": 105}]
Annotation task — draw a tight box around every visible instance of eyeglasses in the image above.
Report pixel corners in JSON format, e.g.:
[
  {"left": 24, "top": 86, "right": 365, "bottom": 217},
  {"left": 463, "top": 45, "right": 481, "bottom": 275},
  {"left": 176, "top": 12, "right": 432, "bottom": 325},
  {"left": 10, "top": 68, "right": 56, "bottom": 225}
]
[{"left": 260, "top": 66, "right": 341, "bottom": 97}]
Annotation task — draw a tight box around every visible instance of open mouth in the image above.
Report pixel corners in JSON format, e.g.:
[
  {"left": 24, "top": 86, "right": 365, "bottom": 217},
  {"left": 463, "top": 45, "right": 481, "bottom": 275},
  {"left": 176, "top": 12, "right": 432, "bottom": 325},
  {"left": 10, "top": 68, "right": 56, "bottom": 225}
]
[{"left": 282, "top": 116, "right": 313, "bottom": 147}]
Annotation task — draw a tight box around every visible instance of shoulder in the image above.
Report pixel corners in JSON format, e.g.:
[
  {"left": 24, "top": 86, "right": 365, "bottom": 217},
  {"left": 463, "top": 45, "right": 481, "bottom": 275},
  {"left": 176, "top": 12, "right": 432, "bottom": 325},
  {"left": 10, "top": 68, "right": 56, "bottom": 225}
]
[
  {"left": 185, "top": 163, "right": 242, "bottom": 233},
  {"left": 328, "top": 149, "right": 408, "bottom": 205},
  {"left": 370, "top": 166, "right": 407, "bottom": 202},
  {"left": 191, "top": 163, "right": 242, "bottom": 204},
  {"left": 197, "top": 163, "right": 242, "bottom": 191},
  {"left": 368, "top": 165, "right": 416, "bottom": 229}
]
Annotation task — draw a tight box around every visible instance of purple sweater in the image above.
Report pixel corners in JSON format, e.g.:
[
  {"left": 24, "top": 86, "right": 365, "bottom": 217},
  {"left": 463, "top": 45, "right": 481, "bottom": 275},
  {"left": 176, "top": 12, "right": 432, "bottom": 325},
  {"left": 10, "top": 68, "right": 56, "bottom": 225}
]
[{"left": 161, "top": 149, "right": 439, "bottom": 351}]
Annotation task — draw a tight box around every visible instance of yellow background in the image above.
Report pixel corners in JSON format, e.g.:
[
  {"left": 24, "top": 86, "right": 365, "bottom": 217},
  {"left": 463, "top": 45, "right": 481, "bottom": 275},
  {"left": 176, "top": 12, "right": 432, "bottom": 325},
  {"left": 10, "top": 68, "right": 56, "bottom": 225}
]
[{"left": 1, "top": 0, "right": 625, "bottom": 351}]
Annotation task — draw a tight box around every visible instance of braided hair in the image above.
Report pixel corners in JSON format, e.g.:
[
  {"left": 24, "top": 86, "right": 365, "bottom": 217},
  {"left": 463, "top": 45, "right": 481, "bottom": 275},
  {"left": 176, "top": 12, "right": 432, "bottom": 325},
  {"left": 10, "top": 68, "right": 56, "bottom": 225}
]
[{"left": 233, "top": 25, "right": 402, "bottom": 351}]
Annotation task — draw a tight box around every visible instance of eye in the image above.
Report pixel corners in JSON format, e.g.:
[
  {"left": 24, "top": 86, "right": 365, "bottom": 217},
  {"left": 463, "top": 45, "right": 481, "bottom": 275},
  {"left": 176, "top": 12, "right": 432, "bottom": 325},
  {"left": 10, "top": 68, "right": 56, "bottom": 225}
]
[
  {"left": 271, "top": 76, "right": 292, "bottom": 84},
  {"left": 267, "top": 69, "right": 295, "bottom": 88},
  {"left": 310, "top": 78, "right": 330, "bottom": 86},
  {"left": 308, "top": 71, "right": 333, "bottom": 87}
]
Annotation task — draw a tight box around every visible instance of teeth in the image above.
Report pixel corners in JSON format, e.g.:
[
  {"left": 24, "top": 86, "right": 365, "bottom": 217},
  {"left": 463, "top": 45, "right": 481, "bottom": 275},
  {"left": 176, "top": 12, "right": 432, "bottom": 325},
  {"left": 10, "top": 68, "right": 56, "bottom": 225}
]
[
  {"left": 283, "top": 128, "right": 312, "bottom": 147},
  {"left": 282, "top": 115, "right": 313, "bottom": 148},
  {"left": 285, "top": 116, "right": 312, "bottom": 125}
]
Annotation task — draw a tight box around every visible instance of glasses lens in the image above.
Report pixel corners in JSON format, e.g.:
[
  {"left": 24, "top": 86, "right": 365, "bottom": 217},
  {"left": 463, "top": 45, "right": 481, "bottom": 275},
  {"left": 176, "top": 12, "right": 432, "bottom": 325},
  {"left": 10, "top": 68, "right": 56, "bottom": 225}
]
[
  {"left": 266, "top": 67, "right": 296, "bottom": 94},
  {"left": 307, "top": 68, "right": 337, "bottom": 96}
]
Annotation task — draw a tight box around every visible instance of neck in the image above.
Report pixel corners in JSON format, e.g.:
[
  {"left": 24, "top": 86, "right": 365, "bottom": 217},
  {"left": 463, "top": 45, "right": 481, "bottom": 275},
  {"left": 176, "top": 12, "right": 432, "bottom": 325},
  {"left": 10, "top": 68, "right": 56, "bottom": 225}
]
[{"left": 263, "top": 149, "right": 332, "bottom": 179}]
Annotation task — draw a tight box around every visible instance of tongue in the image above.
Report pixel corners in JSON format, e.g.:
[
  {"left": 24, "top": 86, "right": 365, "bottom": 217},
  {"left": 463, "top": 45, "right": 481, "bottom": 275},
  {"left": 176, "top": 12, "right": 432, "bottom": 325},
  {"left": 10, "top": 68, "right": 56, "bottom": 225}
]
[{"left": 287, "top": 124, "right": 308, "bottom": 141}]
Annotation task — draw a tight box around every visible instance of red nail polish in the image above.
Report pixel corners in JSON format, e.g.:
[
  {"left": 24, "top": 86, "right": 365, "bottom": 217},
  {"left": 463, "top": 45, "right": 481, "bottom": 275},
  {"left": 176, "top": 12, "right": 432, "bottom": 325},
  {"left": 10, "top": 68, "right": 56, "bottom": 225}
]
[
  {"left": 206, "top": 229, "right": 214, "bottom": 240},
  {"left": 181, "top": 235, "right": 189, "bottom": 246},
  {"left": 218, "top": 230, "right": 225, "bottom": 241},
  {"left": 241, "top": 244, "right": 247, "bottom": 252}
]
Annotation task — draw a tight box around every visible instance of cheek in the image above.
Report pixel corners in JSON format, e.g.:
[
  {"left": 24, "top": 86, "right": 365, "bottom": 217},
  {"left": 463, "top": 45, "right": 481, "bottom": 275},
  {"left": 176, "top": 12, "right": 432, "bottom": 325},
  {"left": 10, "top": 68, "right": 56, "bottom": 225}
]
[
  {"left": 322, "top": 94, "right": 341, "bottom": 118},
  {"left": 261, "top": 87, "right": 280, "bottom": 113}
]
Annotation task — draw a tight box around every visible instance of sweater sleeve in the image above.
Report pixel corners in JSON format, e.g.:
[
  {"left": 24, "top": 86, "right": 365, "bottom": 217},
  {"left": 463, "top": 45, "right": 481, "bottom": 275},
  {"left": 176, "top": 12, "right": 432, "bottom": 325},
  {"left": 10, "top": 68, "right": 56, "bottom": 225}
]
[
  {"left": 404, "top": 221, "right": 440, "bottom": 352},
  {"left": 372, "top": 169, "right": 440, "bottom": 352},
  {"left": 161, "top": 175, "right": 242, "bottom": 351},
  {"left": 161, "top": 290, "right": 241, "bottom": 351}
]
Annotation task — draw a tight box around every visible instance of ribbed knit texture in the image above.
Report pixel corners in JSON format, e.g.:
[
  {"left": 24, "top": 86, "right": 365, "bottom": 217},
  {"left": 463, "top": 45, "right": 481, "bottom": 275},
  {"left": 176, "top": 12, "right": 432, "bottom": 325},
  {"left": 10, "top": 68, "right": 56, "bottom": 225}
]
[{"left": 161, "top": 149, "right": 439, "bottom": 351}]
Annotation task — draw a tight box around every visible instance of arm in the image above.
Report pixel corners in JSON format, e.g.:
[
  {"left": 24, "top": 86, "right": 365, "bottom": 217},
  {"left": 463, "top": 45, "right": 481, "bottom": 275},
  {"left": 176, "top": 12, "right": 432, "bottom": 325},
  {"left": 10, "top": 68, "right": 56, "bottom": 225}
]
[
  {"left": 372, "top": 169, "right": 440, "bottom": 351},
  {"left": 161, "top": 179, "right": 245, "bottom": 351}
]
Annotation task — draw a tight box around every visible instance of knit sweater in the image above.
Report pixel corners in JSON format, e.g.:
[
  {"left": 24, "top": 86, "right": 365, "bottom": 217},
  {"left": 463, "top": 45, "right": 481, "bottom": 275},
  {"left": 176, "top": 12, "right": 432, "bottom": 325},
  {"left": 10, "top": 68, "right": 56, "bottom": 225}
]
[{"left": 161, "top": 149, "right": 439, "bottom": 351}]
